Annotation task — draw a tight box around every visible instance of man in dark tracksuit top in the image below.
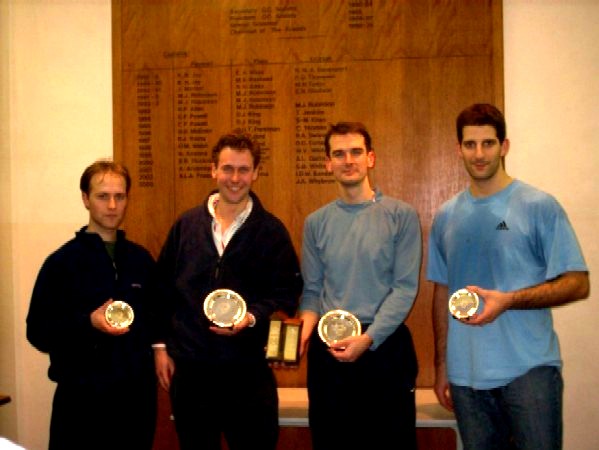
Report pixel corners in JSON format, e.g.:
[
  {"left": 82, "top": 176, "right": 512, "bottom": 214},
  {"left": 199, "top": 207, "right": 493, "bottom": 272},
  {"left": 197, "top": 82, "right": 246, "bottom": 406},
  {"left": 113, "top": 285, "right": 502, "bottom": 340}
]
[
  {"left": 26, "top": 161, "right": 158, "bottom": 450},
  {"left": 154, "top": 132, "right": 302, "bottom": 450}
]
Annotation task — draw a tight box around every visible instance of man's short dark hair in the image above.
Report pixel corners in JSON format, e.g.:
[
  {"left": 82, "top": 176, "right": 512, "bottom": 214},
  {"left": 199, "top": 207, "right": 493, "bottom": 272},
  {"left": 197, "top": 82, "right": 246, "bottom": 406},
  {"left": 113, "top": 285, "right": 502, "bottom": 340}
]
[
  {"left": 324, "top": 122, "right": 372, "bottom": 158},
  {"left": 80, "top": 160, "right": 131, "bottom": 195},
  {"left": 456, "top": 103, "right": 507, "bottom": 144},
  {"left": 211, "top": 131, "right": 261, "bottom": 168}
]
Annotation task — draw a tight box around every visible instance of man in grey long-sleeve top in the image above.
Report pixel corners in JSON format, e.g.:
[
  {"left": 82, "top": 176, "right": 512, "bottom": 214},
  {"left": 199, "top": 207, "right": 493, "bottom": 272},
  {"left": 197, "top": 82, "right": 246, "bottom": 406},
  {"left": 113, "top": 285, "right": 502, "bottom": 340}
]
[{"left": 299, "top": 122, "right": 422, "bottom": 450}]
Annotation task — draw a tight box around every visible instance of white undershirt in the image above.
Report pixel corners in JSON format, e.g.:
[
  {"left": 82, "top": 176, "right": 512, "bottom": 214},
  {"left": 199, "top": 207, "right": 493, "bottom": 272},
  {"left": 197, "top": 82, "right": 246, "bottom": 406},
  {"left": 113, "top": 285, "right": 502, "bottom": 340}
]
[{"left": 207, "top": 193, "right": 253, "bottom": 256}]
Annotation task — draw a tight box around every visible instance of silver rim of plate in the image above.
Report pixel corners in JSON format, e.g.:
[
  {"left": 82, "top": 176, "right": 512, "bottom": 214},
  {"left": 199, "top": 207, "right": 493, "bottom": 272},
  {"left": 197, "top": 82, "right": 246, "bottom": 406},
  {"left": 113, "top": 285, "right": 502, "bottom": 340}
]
[
  {"left": 317, "top": 309, "right": 361, "bottom": 346},
  {"left": 105, "top": 300, "right": 134, "bottom": 328},
  {"left": 203, "top": 289, "right": 247, "bottom": 327},
  {"left": 448, "top": 289, "right": 479, "bottom": 319}
]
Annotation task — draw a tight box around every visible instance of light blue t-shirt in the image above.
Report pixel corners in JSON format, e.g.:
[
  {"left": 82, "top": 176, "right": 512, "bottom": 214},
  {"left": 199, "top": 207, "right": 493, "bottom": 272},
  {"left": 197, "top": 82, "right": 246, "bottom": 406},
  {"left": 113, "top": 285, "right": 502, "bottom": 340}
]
[
  {"left": 427, "top": 180, "right": 587, "bottom": 389},
  {"left": 300, "top": 189, "right": 422, "bottom": 349}
]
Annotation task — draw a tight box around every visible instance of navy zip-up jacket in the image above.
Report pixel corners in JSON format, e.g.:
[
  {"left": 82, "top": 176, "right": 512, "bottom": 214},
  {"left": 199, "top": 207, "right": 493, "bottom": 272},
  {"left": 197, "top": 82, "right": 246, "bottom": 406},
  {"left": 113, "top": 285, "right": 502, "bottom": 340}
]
[
  {"left": 157, "top": 191, "right": 302, "bottom": 365},
  {"left": 26, "top": 227, "right": 158, "bottom": 386}
]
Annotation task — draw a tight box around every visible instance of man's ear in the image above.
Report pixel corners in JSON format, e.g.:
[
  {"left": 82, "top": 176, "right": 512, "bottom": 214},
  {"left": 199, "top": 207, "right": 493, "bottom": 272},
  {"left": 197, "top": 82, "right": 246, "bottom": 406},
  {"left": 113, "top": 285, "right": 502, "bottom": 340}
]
[
  {"left": 367, "top": 150, "right": 376, "bottom": 169},
  {"left": 501, "top": 138, "right": 510, "bottom": 157},
  {"left": 82, "top": 192, "right": 90, "bottom": 210}
]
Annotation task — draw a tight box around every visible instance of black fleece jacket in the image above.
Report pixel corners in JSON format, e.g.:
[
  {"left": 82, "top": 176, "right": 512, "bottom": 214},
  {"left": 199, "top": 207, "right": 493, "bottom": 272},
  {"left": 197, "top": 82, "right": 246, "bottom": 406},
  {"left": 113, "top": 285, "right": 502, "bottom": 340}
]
[
  {"left": 157, "top": 191, "right": 303, "bottom": 365},
  {"left": 26, "top": 227, "right": 158, "bottom": 386}
]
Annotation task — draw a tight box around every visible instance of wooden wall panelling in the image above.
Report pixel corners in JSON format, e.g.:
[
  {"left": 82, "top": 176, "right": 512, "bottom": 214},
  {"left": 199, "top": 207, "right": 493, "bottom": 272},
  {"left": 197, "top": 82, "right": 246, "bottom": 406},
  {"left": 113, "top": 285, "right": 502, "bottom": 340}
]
[{"left": 113, "top": 1, "right": 503, "bottom": 448}]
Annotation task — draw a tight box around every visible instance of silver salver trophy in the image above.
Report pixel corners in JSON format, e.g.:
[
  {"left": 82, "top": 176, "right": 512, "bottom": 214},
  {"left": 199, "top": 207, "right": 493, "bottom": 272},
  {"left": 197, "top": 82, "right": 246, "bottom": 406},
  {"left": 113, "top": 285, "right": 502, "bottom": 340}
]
[
  {"left": 105, "top": 300, "right": 134, "bottom": 328},
  {"left": 448, "top": 288, "right": 479, "bottom": 319},
  {"left": 203, "top": 289, "right": 247, "bottom": 327},
  {"left": 317, "top": 309, "right": 361, "bottom": 346}
]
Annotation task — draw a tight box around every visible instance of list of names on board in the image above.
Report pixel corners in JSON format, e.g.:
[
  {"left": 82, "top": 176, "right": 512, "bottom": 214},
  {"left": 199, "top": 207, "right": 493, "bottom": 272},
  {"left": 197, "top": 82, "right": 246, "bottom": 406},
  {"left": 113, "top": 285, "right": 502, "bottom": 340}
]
[{"left": 120, "top": 1, "right": 437, "bottom": 190}]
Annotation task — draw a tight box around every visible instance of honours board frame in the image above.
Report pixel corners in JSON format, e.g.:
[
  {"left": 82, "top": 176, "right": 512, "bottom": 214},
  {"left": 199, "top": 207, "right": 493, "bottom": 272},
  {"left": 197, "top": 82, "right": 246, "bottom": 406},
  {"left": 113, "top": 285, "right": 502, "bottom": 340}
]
[{"left": 112, "top": 0, "right": 504, "bottom": 389}]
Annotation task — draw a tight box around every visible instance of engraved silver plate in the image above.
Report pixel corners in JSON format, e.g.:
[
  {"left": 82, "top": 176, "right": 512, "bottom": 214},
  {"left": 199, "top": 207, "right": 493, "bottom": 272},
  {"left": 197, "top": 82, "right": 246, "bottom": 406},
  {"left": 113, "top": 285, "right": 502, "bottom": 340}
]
[
  {"left": 105, "top": 301, "right": 134, "bottom": 328},
  {"left": 203, "top": 289, "right": 247, "bottom": 327},
  {"left": 317, "top": 309, "right": 361, "bottom": 346},
  {"left": 449, "top": 288, "right": 479, "bottom": 319}
]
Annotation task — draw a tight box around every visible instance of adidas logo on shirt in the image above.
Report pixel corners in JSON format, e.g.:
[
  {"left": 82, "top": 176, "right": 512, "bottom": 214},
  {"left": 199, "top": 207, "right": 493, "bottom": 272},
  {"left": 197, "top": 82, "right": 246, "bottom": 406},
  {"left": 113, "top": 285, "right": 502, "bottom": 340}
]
[{"left": 496, "top": 221, "right": 509, "bottom": 230}]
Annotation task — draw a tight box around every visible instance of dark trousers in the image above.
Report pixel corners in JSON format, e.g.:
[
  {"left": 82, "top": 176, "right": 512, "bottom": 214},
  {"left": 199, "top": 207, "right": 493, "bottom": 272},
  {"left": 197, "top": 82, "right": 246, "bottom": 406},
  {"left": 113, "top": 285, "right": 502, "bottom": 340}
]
[
  {"left": 49, "top": 376, "right": 157, "bottom": 450},
  {"left": 307, "top": 324, "right": 418, "bottom": 450},
  {"left": 170, "top": 360, "right": 279, "bottom": 450}
]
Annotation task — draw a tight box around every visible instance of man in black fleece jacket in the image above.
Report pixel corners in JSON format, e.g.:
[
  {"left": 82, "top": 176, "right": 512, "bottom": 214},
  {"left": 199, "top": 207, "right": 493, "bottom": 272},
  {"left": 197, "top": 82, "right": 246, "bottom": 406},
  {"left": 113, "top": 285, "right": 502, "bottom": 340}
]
[
  {"left": 27, "top": 160, "right": 158, "bottom": 450},
  {"left": 154, "top": 131, "right": 302, "bottom": 450}
]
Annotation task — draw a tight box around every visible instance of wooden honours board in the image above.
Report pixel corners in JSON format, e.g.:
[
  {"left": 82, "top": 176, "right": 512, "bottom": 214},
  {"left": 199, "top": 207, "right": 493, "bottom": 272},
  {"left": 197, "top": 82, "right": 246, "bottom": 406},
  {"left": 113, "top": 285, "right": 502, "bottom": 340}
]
[{"left": 112, "top": 0, "right": 504, "bottom": 387}]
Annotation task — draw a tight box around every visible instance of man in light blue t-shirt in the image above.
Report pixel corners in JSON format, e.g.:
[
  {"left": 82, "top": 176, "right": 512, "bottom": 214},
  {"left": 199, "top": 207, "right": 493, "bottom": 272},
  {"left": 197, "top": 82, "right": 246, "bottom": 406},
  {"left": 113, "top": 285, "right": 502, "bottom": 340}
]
[{"left": 427, "top": 103, "right": 590, "bottom": 450}]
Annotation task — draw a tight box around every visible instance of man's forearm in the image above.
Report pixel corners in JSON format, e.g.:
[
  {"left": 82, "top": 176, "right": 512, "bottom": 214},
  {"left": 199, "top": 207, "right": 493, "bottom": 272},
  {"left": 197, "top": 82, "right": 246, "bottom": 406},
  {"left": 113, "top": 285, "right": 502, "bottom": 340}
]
[
  {"left": 510, "top": 271, "right": 589, "bottom": 309},
  {"left": 432, "top": 283, "right": 449, "bottom": 368}
]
